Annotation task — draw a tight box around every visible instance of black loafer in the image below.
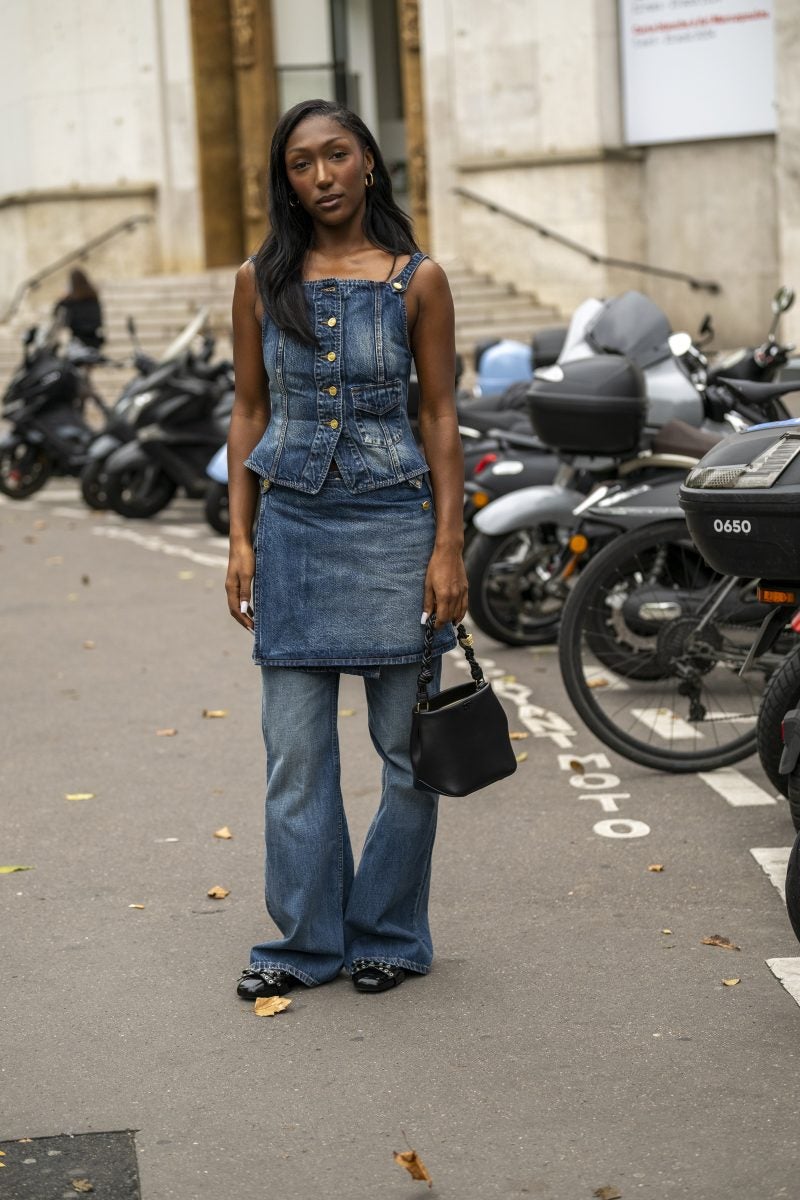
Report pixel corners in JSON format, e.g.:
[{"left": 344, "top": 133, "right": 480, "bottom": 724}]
[
  {"left": 236, "top": 968, "right": 296, "bottom": 999},
  {"left": 351, "top": 959, "right": 406, "bottom": 993}
]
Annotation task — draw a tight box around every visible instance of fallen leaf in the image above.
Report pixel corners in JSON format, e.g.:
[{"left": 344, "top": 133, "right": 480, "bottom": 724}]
[
  {"left": 515, "top": 751, "right": 529, "bottom": 763},
  {"left": 33, "top": 519, "right": 46, "bottom": 530},
  {"left": 213, "top": 826, "right": 233, "bottom": 839},
  {"left": 66, "top": 593, "right": 78, "bottom": 602},
  {"left": 17, "top": 1138, "right": 32, "bottom": 1143},
  {"left": 648, "top": 864, "right": 664, "bottom": 872},
  {"left": 207, "top": 885, "right": 230, "bottom": 899},
  {"left": 46, "top": 555, "right": 64, "bottom": 565},
  {"left": 702, "top": 934, "right": 740, "bottom": 951},
  {"left": 202, "top": 709, "right": 228, "bottom": 719},
  {"left": 661, "top": 929, "right": 673, "bottom": 935},
  {"left": 722, "top": 977, "right": 741, "bottom": 987},
  {"left": 0, "top": 1149, "right": 6, "bottom": 1154},
  {"left": 587, "top": 677, "right": 609, "bottom": 689},
  {"left": 253, "top": 995, "right": 292, "bottom": 1017},
  {"left": 156, "top": 728, "right": 178, "bottom": 737},
  {"left": 128, "top": 904, "right": 145, "bottom": 910},
  {"left": 393, "top": 1150, "right": 432, "bottom": 1188},
  {"left": 71, "top": 1181, "right": 94, "bottom": 1193},
  {"left": 569, "top": 758, "right": 585, "bottom": 773},
  {"left": 81, "top": 575, "right": 90, "bottom": 586},
  {"left": 501, "top": 674, "right": 516, "bottom": 683},
  {"left": 0, "top": 865, "right": 34, "bottom": 874},
  {"left": 23, "top": 535, "right": 37, "bottom": 543},
  {"left": 83, "top": 640, "right": 95, "bottom": 650},
  {"left": 65, "top": 792, "right": 95, "bottom": 801},
  {"left": 178, "top": 570, "right": 194, "bottom": 580},
  {"left": 593, "top": 1188, "right": 622, "bottom": 1200},
  {"left": 338, "top": 708, "right": 356, "bottom": 717},
  {"left": 509, "top": 731, "right": 529, "bottom": 740}
]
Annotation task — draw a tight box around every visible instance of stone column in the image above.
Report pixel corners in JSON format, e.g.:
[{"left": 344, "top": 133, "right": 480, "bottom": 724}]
[
  {"left": 397, "top": 0, "right": 429, "bottom": 251},
  {"left": 774, "top": 0, "right": 800, "bottom": 344},
  {"left": 230, "top": 0, "right": 280, "bottom": 255}
]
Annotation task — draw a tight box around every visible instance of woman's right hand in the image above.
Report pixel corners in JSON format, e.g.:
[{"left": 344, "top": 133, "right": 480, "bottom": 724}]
[{"left": 226, "top": 540, "right": 256, "bottom": 631}]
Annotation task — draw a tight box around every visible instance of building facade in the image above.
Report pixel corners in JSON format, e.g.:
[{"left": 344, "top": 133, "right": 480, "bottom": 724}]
[{"left": 1, "top": 0, "right": 798, "bottom": 345}]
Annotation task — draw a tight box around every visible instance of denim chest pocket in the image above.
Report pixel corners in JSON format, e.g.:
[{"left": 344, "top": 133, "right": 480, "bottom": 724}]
[{"left": 350, "top": 380, "right": 404, "bottom": 447}]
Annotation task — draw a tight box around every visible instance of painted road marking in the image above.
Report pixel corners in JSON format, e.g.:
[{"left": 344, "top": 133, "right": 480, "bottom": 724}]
[
  {"left": 750, "top": 846, "right": 791, "bottom": 900},
  {"left": 699, "top": 768, "right": 777, "bottom": 807},
  {"left": 91, "top": 524, "right": 227, "bottom": 568},
  {"left": 766, "top": 958, "right": 800, "bottom": 1006},
  {"left": 631, "top": 707, "right": 703, "bottom": 740}
]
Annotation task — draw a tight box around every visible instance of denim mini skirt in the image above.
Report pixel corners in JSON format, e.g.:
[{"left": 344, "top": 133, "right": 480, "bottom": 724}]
[{"left": 252, "top": 473, "right": 457, "bottom": 675}]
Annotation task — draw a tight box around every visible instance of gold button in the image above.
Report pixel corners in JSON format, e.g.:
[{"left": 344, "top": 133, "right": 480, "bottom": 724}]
[
  {"left": 327, "top": 317, "right": 337, "bottom": 327},
  {"left": 326, "top": 351, "right": 336, "bottom": 361},
  {"left": 329, "top": 418, "right": 339, "bottom": 429},
  {"left": 328, "top": 386, "right": 337, "bottom": 396},
  {"left": 392, "top": 281, "right": 403, "bottom": 291},
  {"left": 421, "top": 500, "right": 431, "bottom": 510}
]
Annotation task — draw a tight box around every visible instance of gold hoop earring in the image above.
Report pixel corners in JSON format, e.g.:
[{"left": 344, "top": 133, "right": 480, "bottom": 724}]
[
  {"left": 288, "top": 192, "right": 299, "bottom": 208},
  {"left": 365, "top": 171, "right": 374, "bottom": 188}
]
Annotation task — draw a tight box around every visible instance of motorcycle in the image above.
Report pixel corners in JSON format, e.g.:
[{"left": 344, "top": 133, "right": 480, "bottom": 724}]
[
  {"left": 0, "top": 314, "right": 111, "bottom": 498},
  {"left": 465, "top": 287, "right": 796, "bottom": 646}
]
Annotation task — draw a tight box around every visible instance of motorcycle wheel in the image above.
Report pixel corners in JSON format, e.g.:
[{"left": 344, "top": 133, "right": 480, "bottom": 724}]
[
  {"left": 80, "top": 458, "right": 111, "bottom": 510},
  {"left": 0, "top": 443, "right": 54, "bottom": 498},
  {"left": 785, "top": 831, "right": 800, "bottom": 942},
  {"left": 756, "top": 647, "right": 800, "bottom": 806},
  {"left": 105, "top": 463, "right": 177, "bottom": 519},
  {"left": 465, "top": 526, "right": 565, "bottom": 646},
  {"left": 559, "top": 519, "right": 768, "bottom": 772},
  {"left": 204, "top": 481, "right": 229, "bottom": 536}
]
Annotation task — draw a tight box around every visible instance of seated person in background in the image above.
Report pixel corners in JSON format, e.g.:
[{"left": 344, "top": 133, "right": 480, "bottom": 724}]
[{"left": 54, "top": 268, "right": 104, "bottom": 349}]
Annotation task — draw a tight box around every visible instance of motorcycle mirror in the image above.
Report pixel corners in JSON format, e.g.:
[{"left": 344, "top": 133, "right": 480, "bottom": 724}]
[
  {"left": 668, "top": 332, "right": 693, "bottom": 358},
  {"left": 127, "top": 315, "right": 138, "bottom": 337},
  {"left": 23, "top": 327, "right": 36, "bottom": 346},
  {"left": 773, "top": 286, "right": 795, "bottom": 315},
  {"left": 699, "top": 314, "right": 713, "bottom": 336}
]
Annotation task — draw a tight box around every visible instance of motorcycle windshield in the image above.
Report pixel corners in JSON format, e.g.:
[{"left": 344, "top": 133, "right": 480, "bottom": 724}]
[
  {"left": 586, "top": 291, "right": 672, "bottom": 368},
  {"left": 159, "top": 308, "right": 209, "bottom": 364}
]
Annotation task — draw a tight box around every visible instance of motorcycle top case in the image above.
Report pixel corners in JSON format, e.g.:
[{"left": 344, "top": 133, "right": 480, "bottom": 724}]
[
  {"left": 526, "top": 354, "right": 646, "bottom": 456},
  {"left": 679, "top": 422, "right": 800, "bottom": 578}
]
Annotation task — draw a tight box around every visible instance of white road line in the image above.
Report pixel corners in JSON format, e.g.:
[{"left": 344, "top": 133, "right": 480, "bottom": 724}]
[
  {"left": 160, "top": 525, "right": 201, "bottom": 539},
  {"left": 698, "top": 768, "right": 777, "bottom": 807},
  {"left": 631, "top": 707, "right": 703, "bottom": 740},
  {"left": 766, "top": 958, "right": 800, "bottom": 1005},
  {"left": 448, "top": 649, "right": 575, "bottom": 747},
  {"left": 750, "top": 846, "right": 791, "bottom": 899},
  {"left": 91, "top": 524, "right": 227, "bottom": 568},
  {"left": 29, "top": 488, "right": 82, "bottom": 502},
  {"left": 52, "top": 506, "right": 93, "bottom": 519}
]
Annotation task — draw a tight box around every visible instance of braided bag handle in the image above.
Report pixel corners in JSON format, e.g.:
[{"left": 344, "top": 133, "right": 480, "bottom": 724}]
[{"left": 415, "top": 614, "right": 486, "bottom": 708}]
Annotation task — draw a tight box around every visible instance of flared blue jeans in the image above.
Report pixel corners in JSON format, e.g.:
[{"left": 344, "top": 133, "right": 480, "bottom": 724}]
[{"left": 248, "top": 658, "right": 442, "bottom": 985}]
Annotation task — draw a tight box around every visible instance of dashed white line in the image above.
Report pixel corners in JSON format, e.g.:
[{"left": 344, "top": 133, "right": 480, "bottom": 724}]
[
  {"left": 631, "top": 707, "right": 703, "bottom": 740},
  {"left": 91, "top": 524, "right": 227, "bottom": 567},
  {"left": 699, "top": 768, "right": 777, "bottom": 807},
  {"left": 765, "top": 958, "right": 800, "bottom": 1006},
  {"left": 750, "top": 847, "right": 791, "bottom": 899}
]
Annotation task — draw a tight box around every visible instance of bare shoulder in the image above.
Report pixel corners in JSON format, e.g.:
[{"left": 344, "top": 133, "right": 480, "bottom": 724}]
[
  {"left": 233, "top": 258, "right": 264, "bottom": 321},
  {"left": 412, "top": 257, "right": 452, "bottom": 305},
  {"left": 234, "top": 258, "right": 257, "bottom": 293}
]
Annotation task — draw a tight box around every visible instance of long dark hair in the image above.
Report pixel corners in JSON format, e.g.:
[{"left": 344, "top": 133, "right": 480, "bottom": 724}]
[
  {"left": 253, "top": 99, "right": 418, "bottom": 345},
  {"left": 66, "top": 269, "right": 98, "bottom": 302}
]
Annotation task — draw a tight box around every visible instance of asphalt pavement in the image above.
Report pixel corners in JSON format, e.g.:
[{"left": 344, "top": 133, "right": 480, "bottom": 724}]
[{"left": 2, "top": 482, "right": 800, "bottom": 1200}]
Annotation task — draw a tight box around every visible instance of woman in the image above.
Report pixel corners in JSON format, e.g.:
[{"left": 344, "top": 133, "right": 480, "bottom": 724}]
[
  {"left": 54, "top": 268, "right": 104, "bottom": 349},
  {"left": 226, "top": 99, "right": 467, "bottom": 999}
]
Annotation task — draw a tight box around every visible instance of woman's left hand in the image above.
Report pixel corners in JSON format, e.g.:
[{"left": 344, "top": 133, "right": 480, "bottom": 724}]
[{"left": 423, "top": 545, "right": 469, "bottom": 627}]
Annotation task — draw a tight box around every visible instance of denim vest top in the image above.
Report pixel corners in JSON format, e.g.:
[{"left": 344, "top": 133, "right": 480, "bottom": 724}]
[{"left": 245, "top": 252, "right": 430, "bottom": 494}]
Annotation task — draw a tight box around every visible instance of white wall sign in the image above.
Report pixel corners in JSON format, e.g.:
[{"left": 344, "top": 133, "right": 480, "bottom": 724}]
[{"left": 619, "top": 0, "right": 776, "bottom": 144}]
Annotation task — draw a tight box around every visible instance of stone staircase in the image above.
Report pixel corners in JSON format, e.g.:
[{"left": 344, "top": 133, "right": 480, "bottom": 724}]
[{"left": 0, "top": 261, "right": 564, "bottom": 402}]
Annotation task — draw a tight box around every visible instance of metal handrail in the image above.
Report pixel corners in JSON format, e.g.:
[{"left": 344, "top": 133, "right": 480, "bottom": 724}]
[
  {"left": 453, "top": 185, "right": 720, "bottom": 294},
  {"left": 0, "top": 212, "right": 155, "bottom": 323}
]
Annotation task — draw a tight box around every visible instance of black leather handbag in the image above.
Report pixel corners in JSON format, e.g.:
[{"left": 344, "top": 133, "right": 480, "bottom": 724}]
[{"left": 410, "top": 616, "right": 517, "bottom": 797}]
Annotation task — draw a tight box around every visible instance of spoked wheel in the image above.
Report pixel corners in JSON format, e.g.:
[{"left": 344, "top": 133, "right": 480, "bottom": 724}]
[
  {"left": 757, "top": 647, "right": 800, "bottom": 805},
  {"left": 465, "top": 526, "right": 566, "bottom": 646},
  {"left": 0, "top": 443, "right": 54, "bottom": 498},
  {"left": 105, "top": 463, "right": 177, "bottom": 519},
  {"left": 559, "top": 519, "right": 777, "bottom": 772}
]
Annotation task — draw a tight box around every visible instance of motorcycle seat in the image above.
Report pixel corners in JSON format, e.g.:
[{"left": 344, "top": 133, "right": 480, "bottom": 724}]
[
  {"left": 718, "top": 376, "right": 800, "bottom": 404},
  {"left": 651, "top": 419, "right": 723, "bottom": 458}
]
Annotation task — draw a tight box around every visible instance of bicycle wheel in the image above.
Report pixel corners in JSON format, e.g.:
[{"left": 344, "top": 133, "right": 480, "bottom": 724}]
[{"left": 559, "top": 519, "right": 773, "bottom": 772}]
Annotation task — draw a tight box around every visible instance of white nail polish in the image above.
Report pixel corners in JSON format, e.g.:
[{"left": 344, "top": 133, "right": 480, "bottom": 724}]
[
  {"left": 420, "top": 610, "right": 429, "bottom": 624},
  {"left": 240, "top": 600, "right": 249, "bottom": 614}
]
